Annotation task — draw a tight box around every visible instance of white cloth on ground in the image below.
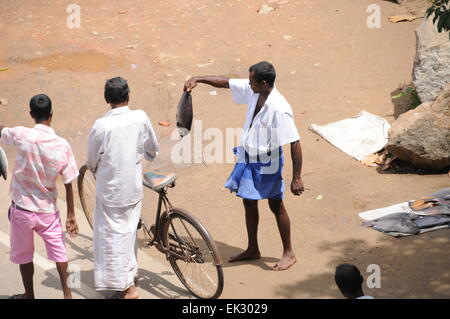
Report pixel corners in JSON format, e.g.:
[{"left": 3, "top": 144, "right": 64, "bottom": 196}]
[
  {"left": 94, "top": 199, "right": 141, "bottom": 291},
  {"left": 309, "top": 111, "right": 390, "bottom": 161},
  {"left": 358, "top": 202, "right": 412, "bottom": 221}
]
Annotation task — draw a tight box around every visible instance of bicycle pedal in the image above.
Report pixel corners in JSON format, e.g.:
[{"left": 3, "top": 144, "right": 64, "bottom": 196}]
[{"left": 137, "top": 219, "right": 143, "bottom": 230}]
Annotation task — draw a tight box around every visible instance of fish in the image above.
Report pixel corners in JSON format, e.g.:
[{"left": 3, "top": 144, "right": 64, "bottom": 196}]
[
  {"left": 0, "top": 146, "right": 8, "bottom": 180},
  {"left": 415, "top": 215, "right": 450, "bottom": 229},
  {"left": 413, "top": 205, "right": 450, "bottom": 216},
  {"left": 361, "top": 213, "right": 420, "bottom": 235},
  {"left": 430, "top": 188, "right": 450, "bottom": 199},
  {"left": 176, "top": 91, "right": 193, "bottom": 137}
]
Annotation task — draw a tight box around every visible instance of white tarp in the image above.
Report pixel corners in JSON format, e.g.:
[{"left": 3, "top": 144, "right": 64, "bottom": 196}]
[
  {"left": 309, "top": 111, "right": 391, "bottom": 161},
  {"left": 358, "top": 202, "right": 412, "bottom": 221}
]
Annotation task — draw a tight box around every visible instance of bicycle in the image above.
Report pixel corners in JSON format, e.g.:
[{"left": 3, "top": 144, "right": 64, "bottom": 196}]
[{"left": 77, "top": 164, "right": 224, "bottom": 299}]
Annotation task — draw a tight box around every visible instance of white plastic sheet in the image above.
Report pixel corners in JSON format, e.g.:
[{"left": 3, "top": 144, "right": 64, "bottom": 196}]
[{"left": 309, "top": 111, "right": 391, "bottom": 161}]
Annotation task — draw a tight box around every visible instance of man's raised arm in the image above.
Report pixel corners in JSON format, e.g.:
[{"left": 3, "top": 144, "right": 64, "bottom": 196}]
[{"left": 184, "top": 76, "right": 230, "bottom": 92}]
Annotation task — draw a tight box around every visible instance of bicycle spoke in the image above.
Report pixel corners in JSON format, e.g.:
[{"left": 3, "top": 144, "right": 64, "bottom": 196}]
[{"left": 165, "top": 213, "right": 222, "bottom": 298}]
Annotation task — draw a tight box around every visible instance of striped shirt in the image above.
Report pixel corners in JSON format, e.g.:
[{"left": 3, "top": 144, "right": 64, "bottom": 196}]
[{"left": 1, "top": 124, "right": 79, "bottom": 214}]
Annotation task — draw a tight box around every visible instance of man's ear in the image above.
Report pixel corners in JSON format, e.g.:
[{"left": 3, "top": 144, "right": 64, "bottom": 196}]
[{"left": 29, "top": 111, "right": 34, "bottom": 120}]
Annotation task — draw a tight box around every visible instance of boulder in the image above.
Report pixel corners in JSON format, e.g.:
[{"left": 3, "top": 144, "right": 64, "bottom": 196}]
[
  {"left": 412, "top": 16, "right": 450, "bottom": 102},
  {"left": 386, "top": 84, "right": 450, "bottom": 170}
]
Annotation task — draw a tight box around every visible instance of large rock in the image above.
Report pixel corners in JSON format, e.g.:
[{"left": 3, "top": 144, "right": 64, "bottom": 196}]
[
  {"left": 386, "top": 84, "right": 450, "bottom": 170},
  {"left": 412, "top": 17, "right": 450, "bottom": 102}
]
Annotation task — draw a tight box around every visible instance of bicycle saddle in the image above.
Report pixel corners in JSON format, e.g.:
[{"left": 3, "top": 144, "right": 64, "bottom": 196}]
[{"left": 143, "top": 172, "right": 177, "bottom": 192}]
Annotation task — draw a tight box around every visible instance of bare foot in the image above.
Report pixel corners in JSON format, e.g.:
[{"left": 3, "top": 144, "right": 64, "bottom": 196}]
[
  {"left": 123, "top": 286, "right": 140, "bottom": 299},
  {"left": 272, "top": 254, "right": 297, "bottom": 271},
  {"left": 228, "top": 249, "right": 261, "bottom": 263}
]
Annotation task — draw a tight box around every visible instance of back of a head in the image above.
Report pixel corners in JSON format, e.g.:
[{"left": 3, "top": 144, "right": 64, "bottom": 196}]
[
  {"left": 335, "top": 264, "right": 364, "bottom": 297},
  {"left": 104, "top": 77, "right": 130, "bottom": 105},
  {"left": 30, "top": 94, "right": 52, "bottom": 122},
  {"left": 249, "top": 61, "right": 276, "bottom": 88}
]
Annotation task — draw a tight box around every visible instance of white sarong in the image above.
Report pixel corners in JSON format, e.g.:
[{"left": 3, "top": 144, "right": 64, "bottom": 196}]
[{"left": 93, "top": 199, "right": 141, "bottom": 291}]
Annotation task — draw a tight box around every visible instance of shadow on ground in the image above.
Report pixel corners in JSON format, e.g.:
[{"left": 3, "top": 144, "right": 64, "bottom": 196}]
[
  {"left": 136, "top": 225, "right": 280, "bottom": 271},
  {"left": 40, "top": 232, "right": 191, "bottom": 299},
  {"left": 274, "top": 229, "right": 450, "bottom": 298}
]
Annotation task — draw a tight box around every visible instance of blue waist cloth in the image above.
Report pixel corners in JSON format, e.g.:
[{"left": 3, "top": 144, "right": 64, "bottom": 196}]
[{"left": 224, "top": 146, "right": 284, "bottom": 200}]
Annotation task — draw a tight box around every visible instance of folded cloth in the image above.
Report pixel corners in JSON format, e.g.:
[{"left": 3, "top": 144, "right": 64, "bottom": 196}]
[{"left": 224, "top": 146, "right": 284, "bottom": 200}]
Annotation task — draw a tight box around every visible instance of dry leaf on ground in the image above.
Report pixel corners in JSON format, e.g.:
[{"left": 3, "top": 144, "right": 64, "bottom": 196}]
[{"left": 388, "top": 15, "right": 417, "bottom": 23}]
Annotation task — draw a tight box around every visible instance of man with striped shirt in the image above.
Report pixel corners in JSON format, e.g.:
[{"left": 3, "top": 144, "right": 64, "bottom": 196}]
[{"left": 0, "top": 94, "right": 79, "bottom": 299}]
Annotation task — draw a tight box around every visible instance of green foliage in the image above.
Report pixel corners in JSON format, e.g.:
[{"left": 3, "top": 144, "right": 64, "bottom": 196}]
[
  {"left": 391, "top": 87, "right": 421, "bottom": 110},
  {"left": 426, "top": 0, "right": 450, "bottom": 39},
  {"left": 407, "top": 88, "right": 422, "bottom": 110}
]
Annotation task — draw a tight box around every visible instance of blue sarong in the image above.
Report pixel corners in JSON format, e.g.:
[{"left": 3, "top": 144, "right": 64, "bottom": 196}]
[{"left": 224, "top": 146, "right": 284, "bottom": 200}]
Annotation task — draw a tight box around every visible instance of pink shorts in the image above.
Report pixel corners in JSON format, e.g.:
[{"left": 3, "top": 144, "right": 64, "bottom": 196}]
[{"left": 9, "top": 204, "right": 68, "bottom": 264}]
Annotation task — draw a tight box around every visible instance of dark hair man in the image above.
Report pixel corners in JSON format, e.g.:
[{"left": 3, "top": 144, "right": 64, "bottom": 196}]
[
  {"left": 335, "top": 264, "right": 375, "bottom": 299},
  {"left": 87, "top": 77, "right": 159, "bottom": 298},
  {"left": 0, "top": 94, "right": 79, "bottom": 298},
  {"left": 184, "top": 61, "right": 304, "bottom": 271}
]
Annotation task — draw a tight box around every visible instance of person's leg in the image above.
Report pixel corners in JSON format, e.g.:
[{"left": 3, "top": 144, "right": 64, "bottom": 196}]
[
  {"left": 121, "top": 201, "right": 141, "bottom": 299},
  {"left": 37, "top": 211, "right": 72, "bottom": 298},
  {"left": 18, "top": 262, "right": 35, "bottom": 299},
  {"left": 122, "top": 285, "right": 139, "bottom": 299},
  {"left": 56, "top": 262, "right": 72, "bottom": 299},
  {"left": 228, "top": 199, "right": 261, "bottom": 262},
  {"left": 268, "top": 198, "right": 296, "bottom": 271},
  {"left": 9, "top": 206, "right": 36, "bottom": 299},
  {"left": 98, "top": 201, "right": 141, "bottom": 299}
]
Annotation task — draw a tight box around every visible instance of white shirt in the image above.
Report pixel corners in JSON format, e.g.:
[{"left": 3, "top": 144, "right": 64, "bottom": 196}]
[
  {"left": 87, "top": 106, "right": 159, "bottom": 207},
  {"left": 229, "top": 79, "right": 300, "bottom": 159}
]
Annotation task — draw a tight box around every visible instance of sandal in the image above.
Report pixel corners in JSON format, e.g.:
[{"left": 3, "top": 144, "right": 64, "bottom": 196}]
[
  {"left": 105, "top": 291, "right": 140, "bottom": 299},
  {"left": 106, "top": 291, "right": 123, "bottom": 299},
  {"left": 8, "top": 294, "right": 28, "bottom": 299}
]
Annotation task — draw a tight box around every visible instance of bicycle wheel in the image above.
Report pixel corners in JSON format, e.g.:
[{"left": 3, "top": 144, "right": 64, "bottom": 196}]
[
  {"left": 162, "top": 208, "right": 224, "bottom": 299},
  {"left": 77, "top": 164, "right": 96, "bottom": 229}
]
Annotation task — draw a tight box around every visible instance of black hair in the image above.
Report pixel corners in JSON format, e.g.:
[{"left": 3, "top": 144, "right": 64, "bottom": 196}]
[
  {"left": 29, "top": 94, "right": 52, "bottom": 122},
  {"left": 335, "top": 264, "right": 364, "bottom": 295},
  {"left": 249, "top": 61, "right": 276, "bottom": 88},
  {"left": 104, "top": 77, "right": 130, "bottom": 105}
]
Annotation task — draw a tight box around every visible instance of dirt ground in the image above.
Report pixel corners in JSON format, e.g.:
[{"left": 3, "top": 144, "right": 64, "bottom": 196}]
[{"left": 1, "top": 0, "right": 449, "bottom": 298}]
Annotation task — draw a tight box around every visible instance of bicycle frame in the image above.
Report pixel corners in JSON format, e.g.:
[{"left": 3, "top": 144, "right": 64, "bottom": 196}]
[{"left": 142, "top": 184, "right": 196, "bottom": 262}]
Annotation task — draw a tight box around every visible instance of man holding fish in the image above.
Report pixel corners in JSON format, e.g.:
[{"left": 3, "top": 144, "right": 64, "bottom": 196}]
[{"left": 184, "top": 61, "right": 304, "bottom": 271}]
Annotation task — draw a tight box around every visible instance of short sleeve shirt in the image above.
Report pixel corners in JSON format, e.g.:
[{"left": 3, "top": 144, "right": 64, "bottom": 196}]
[
  {"left": 229, "top": 79, "right": 300, "bottom": 158},
  {"left": 1, "top": 124, "right": 79, "bottom": 213},
  {"left": 87, "top": 106, "right": 159, "bottom": 207}
]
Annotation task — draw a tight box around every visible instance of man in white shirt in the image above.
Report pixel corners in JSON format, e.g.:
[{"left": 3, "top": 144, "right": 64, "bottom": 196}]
[
  {"left": 87, "top": 77, "right": 159, "bottom": 298},
  {"left": 184, "top": 61, "right": 304, "bottom": 271}
]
